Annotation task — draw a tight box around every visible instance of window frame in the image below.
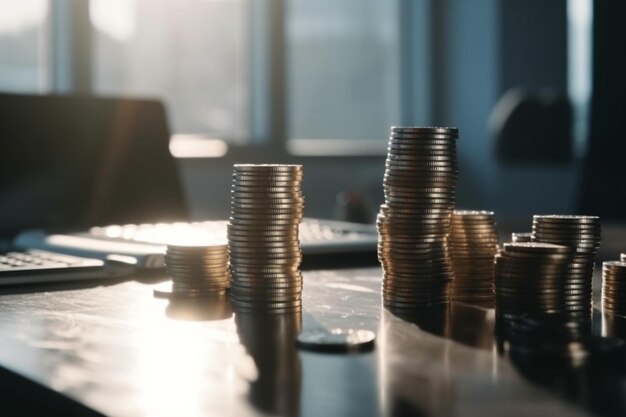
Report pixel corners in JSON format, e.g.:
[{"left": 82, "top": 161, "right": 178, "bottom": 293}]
[{"left": 49, "top": 0, "right": 430, "bottom": 159}]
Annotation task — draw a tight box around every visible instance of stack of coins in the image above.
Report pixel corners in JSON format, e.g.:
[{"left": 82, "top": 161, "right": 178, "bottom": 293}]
[
  {"left": 449, "top": 210, "right": 499, "bottom": 304},
  {"left": 377, "top": 126, "right": 458, "bottom": 310},
  {"left": 227, "top": 164, "right": 304, "bottom": 313},
  {"left": 511, "top": 232, "right": 532, "bottom": 243},
  {"left": 621, "top": 253, "right": 626, "bottom": 262},
  {"left": 164, "top": 243, "right": 230, "bottom": 297},
  {"left": 602, "top": 261, "right": 626, "bottom": 315},
  {"left": 532, "top": 215, "right": 601, "bottom": 315},
  {"left": 495, "top": 242, "right": 571, "bottom": 329}
]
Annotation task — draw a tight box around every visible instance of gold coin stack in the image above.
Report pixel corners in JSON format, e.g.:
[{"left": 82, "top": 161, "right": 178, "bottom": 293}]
[
  {"left": 449, "top": 210, "right": 499, "bottom": 304},
  {"left": 602, "top": 261, "right": 626, "bottom": 315},
  {"left": 495, "top": 242, "right": 572, "bottom": 331},
  {"left": 227, "top": 164, "right": 304, "bottom": 313},
  {"left": 377, "top": 126, "right": 459, "bottom": 310},
  {"left": 532, "top": 215, "right": 601, "bottom": 316}
]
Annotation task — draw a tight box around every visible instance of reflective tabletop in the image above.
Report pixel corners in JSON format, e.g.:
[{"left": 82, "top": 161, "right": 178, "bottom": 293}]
[{"left": 0, "top": 267, "right": 623, "bottom": 416}]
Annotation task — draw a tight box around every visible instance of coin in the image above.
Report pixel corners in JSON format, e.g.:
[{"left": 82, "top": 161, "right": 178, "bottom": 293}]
[{"left": 391, "top": 126, "right": 458, "bottom": 134}]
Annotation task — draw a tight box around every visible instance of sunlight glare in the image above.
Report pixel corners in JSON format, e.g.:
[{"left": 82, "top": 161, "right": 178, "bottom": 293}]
[
  {"left": 90, "top": 0, "right": 136, "bottom": 41},
  {"left": 0, "top": 0, "right": 47, "bottom": 34}
]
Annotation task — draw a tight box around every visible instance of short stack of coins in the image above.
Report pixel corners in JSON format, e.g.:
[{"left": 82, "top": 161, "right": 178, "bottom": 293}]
[
  {"left": 449, "top": 210, "right": 499, "bottom": 304},
  {"left": 495, "top": 242, "right": 571, "bottom": 331},
  {"left": 511, "top": 232, "right": 532, "bottom": 243},
  {"left": 532, "top": 215, "right": 601, "bottom": 315},
  {"left": 377, "top": 126, "right": 458, "bottom": 310},
  {"left": 164, "top": 243, "right": 230, "bottom": 297},
  {"left": 227, "top": 164, "right": 304, "bottom": 313},
  {"left": 602, "top": 261, "right": 626, "bottom": 315}
]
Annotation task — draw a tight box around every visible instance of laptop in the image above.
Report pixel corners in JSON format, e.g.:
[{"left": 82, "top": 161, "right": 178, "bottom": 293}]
[{"left": 0, "top": 93, "right": 377, "bottom": 282}]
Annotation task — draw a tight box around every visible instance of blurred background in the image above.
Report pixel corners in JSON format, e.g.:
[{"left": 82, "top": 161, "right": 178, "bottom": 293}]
[{"left": 1, "top": 0, "right": 624, "bottom": 226}]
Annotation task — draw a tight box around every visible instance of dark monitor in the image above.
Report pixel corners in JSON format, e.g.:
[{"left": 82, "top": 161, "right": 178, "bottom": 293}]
[{"left": 0, "top": 94, "right": 187, "bottom": 238}]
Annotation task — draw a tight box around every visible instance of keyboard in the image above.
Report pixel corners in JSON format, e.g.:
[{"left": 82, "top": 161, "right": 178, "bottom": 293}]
[
  {"left": 0, "top": 250, "right": 133, "bottom": 285},
  {"left": 14, "top": 218, "right": 378, "bottom": 269}
]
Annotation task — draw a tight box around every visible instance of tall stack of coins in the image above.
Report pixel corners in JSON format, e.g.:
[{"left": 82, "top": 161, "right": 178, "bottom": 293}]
[
  {"left": 532, "top": 215, "right": 601, "bottom": 315},
  {"left": 449, "top": 210, "right": 499, "bottom": 304},
  {"left": 162, "top": 243, "right": 230, "bottom": 297},
  {"left": 495, "top": 242, "right": 571, "bottom": 329},
  {"left": 377, "top": 126, "right": 458, "bottom": 310},
  {"left": 227, "top": 164, "right": 304, "bottom": 313},
  {"left": 602, "top": 261, "right": 626, "bottom": 315}
]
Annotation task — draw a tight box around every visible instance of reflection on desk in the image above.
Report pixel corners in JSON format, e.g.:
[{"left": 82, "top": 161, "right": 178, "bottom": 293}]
[{"left": 0, "top": 268, "right": 623, "bottom": 416}]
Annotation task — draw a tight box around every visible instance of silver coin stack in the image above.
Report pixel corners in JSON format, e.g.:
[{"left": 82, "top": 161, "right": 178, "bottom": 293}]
[
  {"left": 378, "top": 126, "right": 458, "bottom": 310},
  {"left": 228, "top": 164, "right": 304, "bottom": 313},
  {"left": 532, "top": 215, "right": 601, "bottom": 316},
  {"left": 601, "top": 261, "right": 626, "bottom": 315},
  {"left": 449, "top": 210, "right": 499, "bottom": 304},
  {"left": 621, "top": 253, "right": 626, "bottom": 262},
  {"left": 495, "top": 242, "right": 571, "bottom": 330},
  {"left": 164, "top": 243, "right": 230, "bottom": 297}
]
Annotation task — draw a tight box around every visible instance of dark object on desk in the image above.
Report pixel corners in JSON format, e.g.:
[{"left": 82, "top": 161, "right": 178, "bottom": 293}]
[
  {"left": 0, "top": 93, "right": 186, "bottom": 238},
  {"left": 491, "top": 88, "right": 572, "bottom": 164}
]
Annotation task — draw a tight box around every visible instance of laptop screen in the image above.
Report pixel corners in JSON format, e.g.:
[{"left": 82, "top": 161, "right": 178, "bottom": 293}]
[{"left": 0, "top": 94, "right": 187, "bottom": 238}]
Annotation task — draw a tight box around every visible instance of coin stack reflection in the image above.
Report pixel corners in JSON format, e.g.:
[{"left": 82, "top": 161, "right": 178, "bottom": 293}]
[
  {"left": 449, "top": 210, "right": 499, "bottom": 304},
  {"left": 532, "top": 215, "right": 601, "bottom": 316},
  {"left": 495, "top": 242, "right": 571, "bottom": 329},
  {"left": 228, "top": 164, "right": 304, "bottom": 313},
  {"left": 378, "top": 126, "right": 458, "bottom": 309},
  {"left": 602, "top": 261, "right": 626, "bottom": 315}
]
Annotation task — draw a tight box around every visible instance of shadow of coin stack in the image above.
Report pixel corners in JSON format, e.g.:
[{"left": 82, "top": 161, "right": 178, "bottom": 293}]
[
  {"left": 449, "top": 210, "right": 499, "bottom": 305},
  {"left": 227, "top": 164, "right": 304, "bottom": 313},
  {"left": 532, "top": 215, "right": 601, "bottom": 317},
  {"left": 602, "top": 261, "right": 626, "bottom": 315},
  {"left": 377, "top": 126, "right": 458, "bottom": 310},
  {"left": 495, "top": 242, "right": 571, "bottom": 335},
  {"left": 163, "top": 243, "right": 230, "bottom": 297}
]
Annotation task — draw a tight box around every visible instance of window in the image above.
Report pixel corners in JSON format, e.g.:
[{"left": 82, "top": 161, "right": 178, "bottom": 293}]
[
  {"left": 0, "top": 1, "right": 414, "bottom": 152},
  {"left": 90, "top": 0, "right": 248, "bottom": 142},
  {"left": 0, "top": 0, "right": 49, "bottom": 93},
  {"left": 286, "top": 0, "right": 401, "bottom": 141}
]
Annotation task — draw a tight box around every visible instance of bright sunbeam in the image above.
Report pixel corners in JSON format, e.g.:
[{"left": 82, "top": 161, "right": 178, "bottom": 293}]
[
  {"left": 0, "top": 0, "right": 48, "bottom": 33},
  {"left": 131, "top": 297, "right": 251, "bottom": 417},
  {"left": 90, "top": 0, "right": 136, "bottom": 41},
  {"left": 567, "top": 0, "right": 593, "bottom": 157}
]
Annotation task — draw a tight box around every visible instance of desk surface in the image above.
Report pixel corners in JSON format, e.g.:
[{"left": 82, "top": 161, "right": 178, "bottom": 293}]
[{"left": 0, "top": 268, "right": 623, "bottom": 417}]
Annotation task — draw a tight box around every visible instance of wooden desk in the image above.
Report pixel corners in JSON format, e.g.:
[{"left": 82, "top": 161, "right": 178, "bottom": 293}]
[{"left": 0, "top": 268, "right": 623, "bottom": 416}]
